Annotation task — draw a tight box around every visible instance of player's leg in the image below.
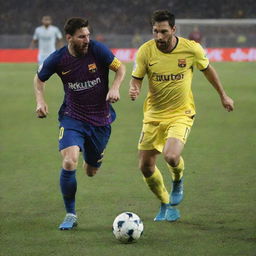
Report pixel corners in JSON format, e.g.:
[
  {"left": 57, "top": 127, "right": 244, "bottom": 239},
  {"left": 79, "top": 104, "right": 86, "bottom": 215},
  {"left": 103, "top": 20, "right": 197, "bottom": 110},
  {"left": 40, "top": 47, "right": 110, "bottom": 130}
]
[
  {"left": 58, "top": 116, "right": 85, "bottom": 230},
  {"left": 163, "top": 117, "right": 193, "bottom": 206},
  {"left": 139, "top": 149, "right": 168, "bottom": 202},
  {"left": 139, "top": 150, "right": 180, "bottom": 221},
  {"left": 38, "top": 53, "right": 47, "bottom": 66},
  {"left": 59, "top": 146, "right": 80, "bottom": 230},
  {"left": 60, "top": 145, "right": 80, "bottom": 214},
  {"left": 163, "top": 137, "right": 185, "bottom": 180},
  {"left": 83, "top": 162, "right": 98, "bottom": 177},
  {"left": 82, "top": 124, "right": 111, "bottom": 177},
  {"left": 163, "top": 138, "right": 185, "bottom": 206},
  {"left": 138, "top": 123, "right": 180, "bottom": 221}
]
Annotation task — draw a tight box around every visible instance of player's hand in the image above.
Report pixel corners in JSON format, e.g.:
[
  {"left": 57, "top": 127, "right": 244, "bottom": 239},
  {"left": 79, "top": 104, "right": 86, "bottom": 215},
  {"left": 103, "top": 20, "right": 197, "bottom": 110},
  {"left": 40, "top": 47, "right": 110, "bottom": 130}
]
[
  {"left": 106, "top": 88, "right": 120, "bottom": 103},
  {"left": 129, "top": 84, "right": 140, "bottom": 101},
  {"left": 36, "top": 102, "right": 48, "bottom": 118},
  {"left": 221, "top": 95, "right": 234, "bottom": 112}
]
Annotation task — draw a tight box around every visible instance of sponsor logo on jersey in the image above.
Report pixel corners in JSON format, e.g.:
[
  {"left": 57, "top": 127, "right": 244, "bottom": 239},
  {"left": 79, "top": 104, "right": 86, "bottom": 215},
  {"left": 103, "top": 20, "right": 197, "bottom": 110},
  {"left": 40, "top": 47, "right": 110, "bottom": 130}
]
[
  {"left": 68, "top": 77, "right": 101, "bottom": 91},
  {"left": 152, "top": 72, "right": 184, "bottom": 81},
  {"left": 88, "top": 63, "right": 97, "bottom": 73},
  {"left": 178, "top": 59, "right": 186, "bottom": 68}
]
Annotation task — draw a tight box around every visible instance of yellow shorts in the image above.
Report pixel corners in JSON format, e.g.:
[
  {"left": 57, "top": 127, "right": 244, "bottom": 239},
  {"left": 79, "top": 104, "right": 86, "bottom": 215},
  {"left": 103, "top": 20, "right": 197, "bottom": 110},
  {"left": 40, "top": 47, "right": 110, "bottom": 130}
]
[{"left": 138, "top": 115, "right": 195, "bottom": 152}]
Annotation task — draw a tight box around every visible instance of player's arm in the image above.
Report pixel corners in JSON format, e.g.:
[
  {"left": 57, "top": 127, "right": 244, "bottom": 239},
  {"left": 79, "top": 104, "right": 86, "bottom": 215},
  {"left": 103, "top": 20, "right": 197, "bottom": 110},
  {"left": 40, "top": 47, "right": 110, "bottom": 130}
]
[
  {"left": 106, "top": 58, "right": 126, "bottom": 103},
  {"left": 193, "top": 41, "right": 234, "bottom": 112},
  {"left": 33, "top": 52, "right": 57, "bottom": 117},
  {"left": 30, "top": 29, "right": 38, "bottom": 49},
  {"left": 129, "top": 77, "right": 143, "bottom": 101},
  {"left": 29, "top": 39, "right": 38, "bottom": 49},
  {"left": 33, "top": 74, "right": 48, "bottom": 118},
  {"left": 129, "top": 45, "right": 146, "bottom": 101},
  {"left": 202, "top": 64, "right": 234, "bottom": 112}
]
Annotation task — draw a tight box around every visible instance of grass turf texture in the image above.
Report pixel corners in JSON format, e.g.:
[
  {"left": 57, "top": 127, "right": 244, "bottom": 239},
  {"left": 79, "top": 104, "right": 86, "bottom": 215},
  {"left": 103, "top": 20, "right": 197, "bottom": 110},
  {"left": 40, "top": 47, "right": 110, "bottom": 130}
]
[{"left": 0, "top": 62, "right": 255, "bottom": 256}]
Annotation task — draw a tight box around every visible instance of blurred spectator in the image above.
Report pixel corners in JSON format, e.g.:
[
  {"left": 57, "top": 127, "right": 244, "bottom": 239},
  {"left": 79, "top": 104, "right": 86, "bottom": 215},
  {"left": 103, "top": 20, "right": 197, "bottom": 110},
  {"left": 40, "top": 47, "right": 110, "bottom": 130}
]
[
  {"left": 236, "top": 34, "right": 247, "bottom": 46},
  {"left": 2, "top": 0, "right": 255, "bottom": 36},
  {"left": 0, "top": 0, "right": 255, "bottom": 49},
  {"left": 234, "top": 9, "right": 245, "bottom": 18},
  {"left": 29, "top": 16, "right": 63, "bottom": 65},
  {"left": 131, "top": 30, "right": 143, "bottom": 48},
  {"left": 188, "top": 26, "right": 202, "bottom": 43},
  {"left": 95, "top": 33, "right": 106, "bottom": 42}
]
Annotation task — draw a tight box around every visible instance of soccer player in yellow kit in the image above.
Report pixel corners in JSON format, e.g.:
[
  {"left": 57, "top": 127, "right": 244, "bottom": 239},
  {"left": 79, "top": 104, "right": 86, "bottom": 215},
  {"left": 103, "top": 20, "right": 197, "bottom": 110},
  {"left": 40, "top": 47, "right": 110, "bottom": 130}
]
[{"left": 129, "top": 10, "right": 234, "bottom": 221}]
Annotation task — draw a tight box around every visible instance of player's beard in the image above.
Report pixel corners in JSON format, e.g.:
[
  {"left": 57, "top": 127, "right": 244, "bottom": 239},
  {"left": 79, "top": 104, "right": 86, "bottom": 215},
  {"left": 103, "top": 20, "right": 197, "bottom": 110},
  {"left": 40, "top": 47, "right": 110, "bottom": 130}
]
[
  {"left": 156, "top": 35, "right": 173, "bottom": 52},
  {"left": 73, "top": 42, "right": 89, "bottom": 57}
]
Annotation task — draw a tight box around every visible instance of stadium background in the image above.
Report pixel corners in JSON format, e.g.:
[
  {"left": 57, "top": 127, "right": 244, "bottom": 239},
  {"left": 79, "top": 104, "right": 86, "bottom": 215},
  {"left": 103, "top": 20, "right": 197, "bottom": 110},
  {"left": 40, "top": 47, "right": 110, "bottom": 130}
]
[{"left": 1, "top": 0, "right": 256, "bottom": 53}]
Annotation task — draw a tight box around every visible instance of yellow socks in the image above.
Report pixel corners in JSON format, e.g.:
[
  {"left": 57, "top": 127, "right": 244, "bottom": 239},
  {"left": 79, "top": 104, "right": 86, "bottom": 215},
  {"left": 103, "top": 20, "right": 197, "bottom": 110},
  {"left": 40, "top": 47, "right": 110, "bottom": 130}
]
[
  {"left": 144, "top": 166, "right": 169, "bottom": 204},
  {"left": 143, "top": 158, "right": 185, "bottom": 204},
  {"left": 167, "top": 156, "right": 184, "bottom": 181}
]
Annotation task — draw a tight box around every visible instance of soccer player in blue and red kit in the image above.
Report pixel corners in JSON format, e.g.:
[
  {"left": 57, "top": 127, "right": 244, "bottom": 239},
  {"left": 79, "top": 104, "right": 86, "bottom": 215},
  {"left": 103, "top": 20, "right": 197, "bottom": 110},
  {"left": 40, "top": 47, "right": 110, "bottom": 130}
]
[{"left": 33, "top": 17, "right": 126, "bottom": 230}]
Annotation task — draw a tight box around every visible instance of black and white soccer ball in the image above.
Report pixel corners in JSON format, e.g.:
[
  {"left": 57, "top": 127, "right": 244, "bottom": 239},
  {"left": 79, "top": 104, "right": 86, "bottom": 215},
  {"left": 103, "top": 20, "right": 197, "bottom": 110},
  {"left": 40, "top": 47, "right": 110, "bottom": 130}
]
[{"left": 112, "top": 212, "right": 144, "bottom": 243}]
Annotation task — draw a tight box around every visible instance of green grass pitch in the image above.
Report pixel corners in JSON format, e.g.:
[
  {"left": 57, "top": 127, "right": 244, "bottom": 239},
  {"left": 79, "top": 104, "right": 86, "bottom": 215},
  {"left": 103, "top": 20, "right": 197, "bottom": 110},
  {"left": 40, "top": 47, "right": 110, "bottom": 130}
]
[{"left": 0, "top": 62, "right": 255, "bottom": 256}]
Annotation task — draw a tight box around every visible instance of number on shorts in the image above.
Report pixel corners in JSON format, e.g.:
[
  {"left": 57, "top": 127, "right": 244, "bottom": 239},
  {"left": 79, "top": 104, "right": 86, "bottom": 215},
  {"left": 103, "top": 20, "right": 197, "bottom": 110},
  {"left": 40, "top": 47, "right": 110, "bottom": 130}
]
[{"left": 59, "top": 127, "right": 64, "bottom": 140}]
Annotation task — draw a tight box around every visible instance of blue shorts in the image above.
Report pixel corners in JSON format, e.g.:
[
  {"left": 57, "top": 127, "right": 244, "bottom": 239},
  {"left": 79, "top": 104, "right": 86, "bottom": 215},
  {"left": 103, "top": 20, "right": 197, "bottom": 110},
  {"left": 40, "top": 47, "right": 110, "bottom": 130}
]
[{"left": 58, "top": 116, "right": 111, "bottom": 168}]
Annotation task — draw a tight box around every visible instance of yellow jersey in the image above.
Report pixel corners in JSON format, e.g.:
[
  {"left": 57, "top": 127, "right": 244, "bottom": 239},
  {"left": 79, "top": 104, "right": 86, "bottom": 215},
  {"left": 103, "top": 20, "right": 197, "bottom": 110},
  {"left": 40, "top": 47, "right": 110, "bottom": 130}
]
[{"left": 132, "top": 37, "right": 209, "bottom": 123}]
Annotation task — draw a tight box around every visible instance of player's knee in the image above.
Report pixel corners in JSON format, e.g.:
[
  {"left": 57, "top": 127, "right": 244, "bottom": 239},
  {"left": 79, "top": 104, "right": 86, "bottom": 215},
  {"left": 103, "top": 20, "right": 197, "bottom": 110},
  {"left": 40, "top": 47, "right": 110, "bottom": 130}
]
[
  {"left": 164, "top": 153, "right": 180, "bottom": 167},
  {"left": 62, "top": 157, "right": 78, "bottom": 170},
  {"left": 87, "top": 171, "right": 96, "bottom": 177},
  {"left": 85, "top": 165, "right": 98, "bottom": 177},
  {"left": 139, "top": 161, "right": 154, "bottom": 177}
]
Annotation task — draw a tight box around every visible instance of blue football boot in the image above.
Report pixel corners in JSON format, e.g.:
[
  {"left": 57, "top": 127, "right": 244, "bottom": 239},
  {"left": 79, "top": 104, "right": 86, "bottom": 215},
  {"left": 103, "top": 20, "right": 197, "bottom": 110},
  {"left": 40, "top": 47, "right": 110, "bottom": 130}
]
[
  {"left": 170, "top": 178, "right": 184, "bottom": 206},
  {"left": 154, "top": 203, "right": 180, "bottom": 222},
  {"left": 59, "top": 213, "right": 78, "bottom": 230},
  {"left": 154, "top": 203, "right": 169, "bottom": 221},
  {"left": 166, "top": 206, "right": 180, "bottom": 222}
]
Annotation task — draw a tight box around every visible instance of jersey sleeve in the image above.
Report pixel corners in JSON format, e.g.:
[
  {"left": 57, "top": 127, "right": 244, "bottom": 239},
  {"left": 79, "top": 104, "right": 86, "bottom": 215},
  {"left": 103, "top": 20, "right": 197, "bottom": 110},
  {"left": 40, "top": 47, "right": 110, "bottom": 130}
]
[
  {"left": 109, "top": 57, "right": 121, "bottom": 72},
  {"left": 193, "top": 42, "right": 209, "bottom": 71},
  {"left": 92, "top": 40, "right": 116, "bottom": 67},
  {"left": 131, "top": 46, "right": 147, "bottom": 80},
  {"left": 37, "top": 52, "right": 58, "bottom": 82}
]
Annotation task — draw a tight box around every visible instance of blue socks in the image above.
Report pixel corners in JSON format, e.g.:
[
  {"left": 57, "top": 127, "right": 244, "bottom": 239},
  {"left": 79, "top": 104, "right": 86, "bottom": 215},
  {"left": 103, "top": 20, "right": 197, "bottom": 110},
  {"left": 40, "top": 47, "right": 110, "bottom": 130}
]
[{"left": 60, "top": 169, "right": 77, "bottom": 215}]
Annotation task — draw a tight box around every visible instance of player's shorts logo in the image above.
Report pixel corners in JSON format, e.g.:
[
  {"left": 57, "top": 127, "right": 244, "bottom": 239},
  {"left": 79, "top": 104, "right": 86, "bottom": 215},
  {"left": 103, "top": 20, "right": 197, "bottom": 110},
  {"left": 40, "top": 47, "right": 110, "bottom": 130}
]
[
  {"left": 88, "top": 63, "right": 97, "bottom": 73},
  {"left": 178, "top": 59, "right": 186, "bottom": 68}
]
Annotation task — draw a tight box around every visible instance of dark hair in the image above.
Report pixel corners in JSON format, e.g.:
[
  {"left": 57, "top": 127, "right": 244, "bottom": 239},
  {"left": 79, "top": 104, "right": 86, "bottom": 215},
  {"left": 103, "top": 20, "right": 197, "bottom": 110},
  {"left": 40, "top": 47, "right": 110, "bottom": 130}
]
[
  {"left": 151, "top": 10, "right": 175, "bottom": 27},
  {"left": 64, "top": 17, "right": 89, "bottom": 35}
]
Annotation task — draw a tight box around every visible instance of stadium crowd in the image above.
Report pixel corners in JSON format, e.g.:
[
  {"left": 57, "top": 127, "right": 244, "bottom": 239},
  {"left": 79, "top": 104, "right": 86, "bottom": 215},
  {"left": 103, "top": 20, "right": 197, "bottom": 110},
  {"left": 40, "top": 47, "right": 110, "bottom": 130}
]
[{"left": 1, "top": 0, "right": 255, "bottom": 35}]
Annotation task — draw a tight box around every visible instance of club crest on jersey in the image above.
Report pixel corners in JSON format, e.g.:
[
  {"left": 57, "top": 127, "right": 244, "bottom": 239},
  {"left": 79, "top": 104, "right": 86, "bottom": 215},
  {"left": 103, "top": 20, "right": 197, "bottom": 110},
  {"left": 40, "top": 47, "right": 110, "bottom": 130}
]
[
  {"left": 88, "top": 63, "right": 97, "bottom": 73},
  {"left": 178, "top": 59, "right": 186, "bottom": 68}
]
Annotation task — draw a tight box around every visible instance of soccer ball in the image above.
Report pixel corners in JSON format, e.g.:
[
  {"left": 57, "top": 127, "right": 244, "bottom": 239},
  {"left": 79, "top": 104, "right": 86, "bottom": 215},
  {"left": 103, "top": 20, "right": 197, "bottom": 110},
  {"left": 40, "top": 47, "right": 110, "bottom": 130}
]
[{"left": 112, "top": 212, "right": 144, "bottom": 243}]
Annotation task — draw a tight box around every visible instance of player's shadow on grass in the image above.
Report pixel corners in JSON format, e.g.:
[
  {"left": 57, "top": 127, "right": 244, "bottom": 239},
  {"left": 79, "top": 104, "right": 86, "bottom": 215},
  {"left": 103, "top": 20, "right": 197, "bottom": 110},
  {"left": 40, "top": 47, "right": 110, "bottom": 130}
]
[
  {"left": 74, "top": 224, "right": 112, "bottom": 233},
  {"left": 181, "top": 220, "right": 246, "bottom": 233}
]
